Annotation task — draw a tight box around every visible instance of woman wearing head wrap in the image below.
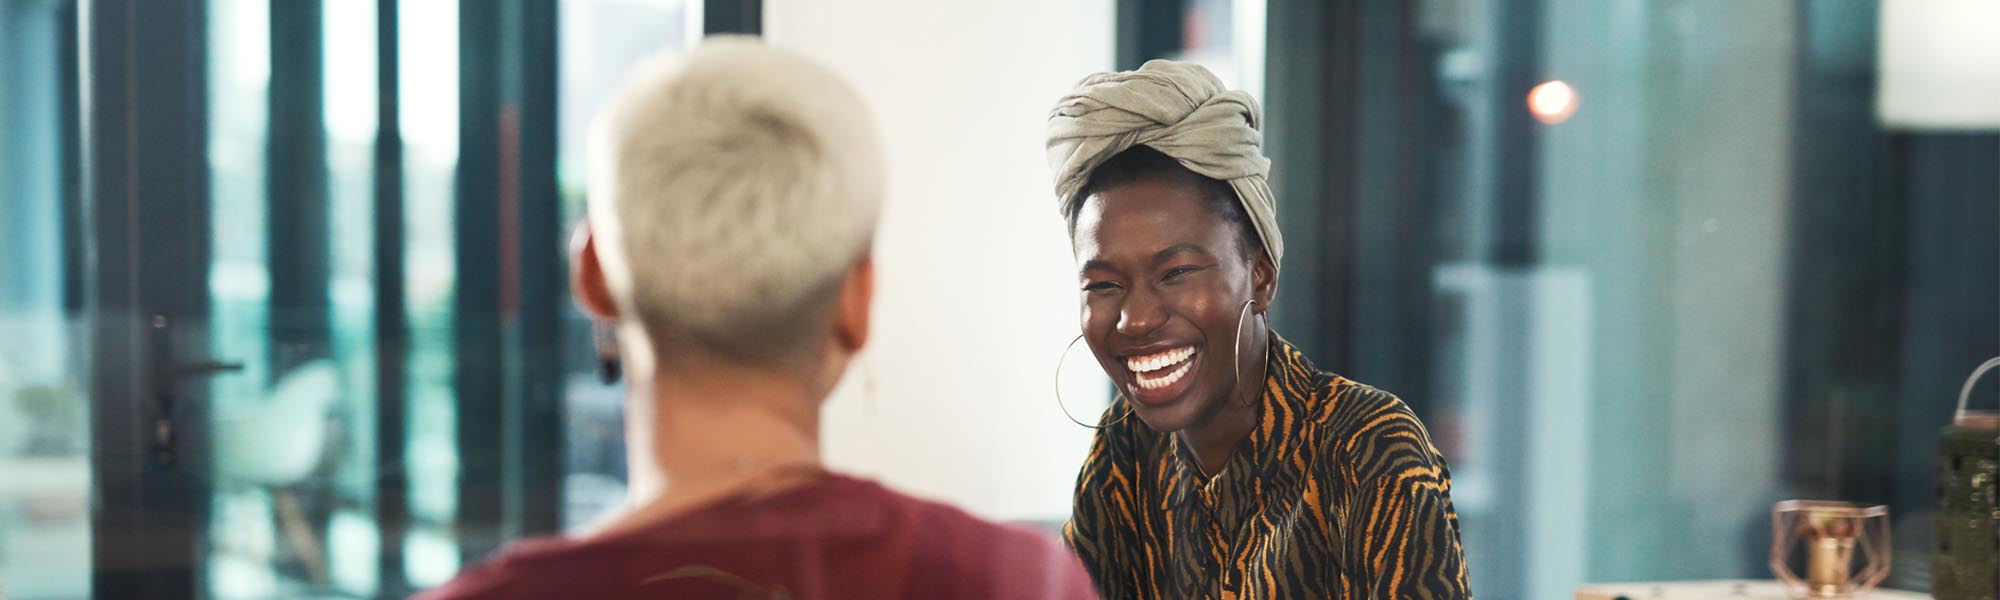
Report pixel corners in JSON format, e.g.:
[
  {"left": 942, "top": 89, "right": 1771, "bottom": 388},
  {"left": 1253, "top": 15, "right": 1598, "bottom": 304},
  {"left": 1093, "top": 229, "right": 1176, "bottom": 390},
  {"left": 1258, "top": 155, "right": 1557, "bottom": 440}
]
[{"left": 1048, "top": 60, "right": 1471, "bottom": 598}]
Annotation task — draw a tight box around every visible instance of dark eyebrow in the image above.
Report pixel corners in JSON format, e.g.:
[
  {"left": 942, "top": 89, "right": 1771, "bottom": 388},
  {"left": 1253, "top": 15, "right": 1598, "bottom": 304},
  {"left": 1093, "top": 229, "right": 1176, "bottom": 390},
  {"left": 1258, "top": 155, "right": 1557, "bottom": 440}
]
[
  {"left": 1152, "top": 243, "right": 1211, "bottom": 265},
  {"left": 1080, "top": 243, "right": 1212, "bottom": 277}
]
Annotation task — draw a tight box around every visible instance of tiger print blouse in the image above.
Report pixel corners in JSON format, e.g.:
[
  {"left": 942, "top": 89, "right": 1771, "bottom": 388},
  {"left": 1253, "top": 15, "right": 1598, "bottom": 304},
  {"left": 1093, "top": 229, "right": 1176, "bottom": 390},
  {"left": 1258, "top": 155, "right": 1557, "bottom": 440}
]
[{"left": 1063, "top": 335, "right": 1471, "bottom": 599}]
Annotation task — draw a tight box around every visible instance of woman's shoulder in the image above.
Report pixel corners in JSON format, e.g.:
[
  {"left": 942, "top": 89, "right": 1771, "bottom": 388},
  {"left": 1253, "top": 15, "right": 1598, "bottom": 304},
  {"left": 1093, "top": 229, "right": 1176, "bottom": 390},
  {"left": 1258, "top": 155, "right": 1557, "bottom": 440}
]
[
  {"left": 1306, "top": 375, "right": 1449, "bottom": 479},
  {"left": 1313, "top": 375, "right": 1410, "bottom": 427},
  {"left": 1267, "top": 335, "right": 1416, "bottom": 434}
]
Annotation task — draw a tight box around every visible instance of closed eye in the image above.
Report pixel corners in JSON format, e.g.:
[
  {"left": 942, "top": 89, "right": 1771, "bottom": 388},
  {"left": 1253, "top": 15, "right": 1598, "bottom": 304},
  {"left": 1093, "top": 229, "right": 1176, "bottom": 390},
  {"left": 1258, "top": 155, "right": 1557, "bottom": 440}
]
[
  {"left": 1083, "top": 281, "right": 1122, "bottom": 292},
  {"left": 1162, "top": 266, "right": 1201, "bottom": 281}
]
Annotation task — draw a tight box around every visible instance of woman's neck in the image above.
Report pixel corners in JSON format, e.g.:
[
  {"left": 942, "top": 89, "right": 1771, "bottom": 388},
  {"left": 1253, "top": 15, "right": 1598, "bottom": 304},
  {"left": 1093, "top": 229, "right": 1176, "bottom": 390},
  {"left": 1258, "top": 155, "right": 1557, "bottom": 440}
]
[{"left": 1178, "top": 325, "right": 1271, "bottom": 477}]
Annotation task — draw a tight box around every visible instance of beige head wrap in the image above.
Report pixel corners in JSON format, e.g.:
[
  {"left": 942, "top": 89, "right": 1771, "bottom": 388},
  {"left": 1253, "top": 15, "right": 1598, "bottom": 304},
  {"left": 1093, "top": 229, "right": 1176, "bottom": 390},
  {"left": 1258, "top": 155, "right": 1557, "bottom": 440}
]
[{"left": 1045, "top": 59, "right": 1283, "bottom": 268}]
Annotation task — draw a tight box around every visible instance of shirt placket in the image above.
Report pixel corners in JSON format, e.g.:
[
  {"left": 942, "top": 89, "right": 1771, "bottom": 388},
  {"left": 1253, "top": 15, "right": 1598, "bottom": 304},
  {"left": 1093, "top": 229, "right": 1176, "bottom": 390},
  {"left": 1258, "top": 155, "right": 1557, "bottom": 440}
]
[{"left": 1200, "top": 475, "right": 1238, "bottom": 599}]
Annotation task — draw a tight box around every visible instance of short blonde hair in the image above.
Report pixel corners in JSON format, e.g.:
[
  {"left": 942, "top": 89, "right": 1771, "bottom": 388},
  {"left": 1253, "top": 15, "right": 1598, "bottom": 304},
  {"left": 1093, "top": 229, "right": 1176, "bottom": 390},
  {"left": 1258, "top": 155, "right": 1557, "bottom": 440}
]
[{"left": 587, "top": 37, "right": 883, "bottom": 367}]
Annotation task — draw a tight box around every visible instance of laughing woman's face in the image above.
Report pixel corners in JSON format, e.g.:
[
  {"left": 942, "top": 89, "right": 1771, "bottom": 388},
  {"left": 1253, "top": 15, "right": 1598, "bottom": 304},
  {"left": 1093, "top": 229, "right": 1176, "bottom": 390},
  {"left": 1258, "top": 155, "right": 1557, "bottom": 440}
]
[{"left": 1072, "top": 177, "right": 1274, "bottom": 434}]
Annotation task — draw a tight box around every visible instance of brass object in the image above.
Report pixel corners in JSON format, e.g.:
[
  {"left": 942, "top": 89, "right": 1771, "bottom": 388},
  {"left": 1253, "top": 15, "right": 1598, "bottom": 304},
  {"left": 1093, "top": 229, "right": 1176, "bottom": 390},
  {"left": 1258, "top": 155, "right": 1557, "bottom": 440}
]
[
  {"left": 1807, "top": 536, "right": 1856, "bottom": 592},
  {"left": 1771, "top": 500, "right": 1891, "bottom": 598}
]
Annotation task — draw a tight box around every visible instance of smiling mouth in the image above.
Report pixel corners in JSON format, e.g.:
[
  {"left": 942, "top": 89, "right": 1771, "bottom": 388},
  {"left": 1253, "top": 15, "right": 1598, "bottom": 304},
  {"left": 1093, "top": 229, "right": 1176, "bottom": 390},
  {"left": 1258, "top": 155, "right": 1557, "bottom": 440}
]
[{"left": 1125, "top": 346, "right": 1198, "bottom": 391}]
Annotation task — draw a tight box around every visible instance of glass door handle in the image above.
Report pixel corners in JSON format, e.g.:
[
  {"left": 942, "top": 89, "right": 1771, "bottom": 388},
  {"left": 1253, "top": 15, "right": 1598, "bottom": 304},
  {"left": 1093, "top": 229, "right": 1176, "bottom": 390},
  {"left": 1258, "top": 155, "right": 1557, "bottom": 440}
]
[
  {"left": 148, "top": 314, "right": 245, "bottom": 466},
  {"left": 174, "top": 360, "right": 246, "bottom": 378}
]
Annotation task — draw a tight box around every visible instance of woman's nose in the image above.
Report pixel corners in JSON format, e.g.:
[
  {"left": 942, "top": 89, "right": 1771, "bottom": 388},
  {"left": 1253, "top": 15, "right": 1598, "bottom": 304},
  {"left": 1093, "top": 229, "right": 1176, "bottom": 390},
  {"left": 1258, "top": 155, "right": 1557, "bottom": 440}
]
[{"left": 1116, "top": 288, "right": 1166, "bottom": 338}]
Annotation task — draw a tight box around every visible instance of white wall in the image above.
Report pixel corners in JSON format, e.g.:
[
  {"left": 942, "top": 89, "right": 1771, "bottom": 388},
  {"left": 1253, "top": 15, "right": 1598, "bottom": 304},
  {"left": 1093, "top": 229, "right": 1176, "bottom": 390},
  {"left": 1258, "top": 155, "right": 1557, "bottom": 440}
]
[
  {"left": 765, "top": 0, "right": 1116, "bottom": 523},
  {"left": 1878, "top": 0, "right": 2000, "bottom": 129}
]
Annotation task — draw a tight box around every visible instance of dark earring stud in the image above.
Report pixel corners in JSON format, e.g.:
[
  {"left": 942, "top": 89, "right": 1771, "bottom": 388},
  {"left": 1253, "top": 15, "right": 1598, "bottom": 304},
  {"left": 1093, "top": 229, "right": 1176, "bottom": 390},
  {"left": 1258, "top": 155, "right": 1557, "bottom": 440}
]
[
  {"left": 593, "top": 323, "right": 622, "bottom": 384},
  {"left": 598, "top": 355, "right": 622, "bottom": 385}
]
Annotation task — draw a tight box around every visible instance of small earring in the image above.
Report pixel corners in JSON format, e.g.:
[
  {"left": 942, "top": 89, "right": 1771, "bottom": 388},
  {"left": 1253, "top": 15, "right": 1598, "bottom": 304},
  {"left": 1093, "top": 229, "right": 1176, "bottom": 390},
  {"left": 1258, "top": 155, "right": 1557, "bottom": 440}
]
[
  {"left": 1055, "top": 333, "right": 1132, "bottom": 429},
  {"left": 593, "top": 323, "right": 622, "bottom": 384},
  {"left": 862, "top": 354, "right": 880, "bottom": 416}
]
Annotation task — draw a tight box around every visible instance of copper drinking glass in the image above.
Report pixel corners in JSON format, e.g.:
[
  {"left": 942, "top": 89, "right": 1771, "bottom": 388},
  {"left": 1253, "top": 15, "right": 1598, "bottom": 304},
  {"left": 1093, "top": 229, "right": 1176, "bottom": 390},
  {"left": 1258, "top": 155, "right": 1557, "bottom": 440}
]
[{"left": 1770, "top": 500, "right": 1891, "bottom": 598}]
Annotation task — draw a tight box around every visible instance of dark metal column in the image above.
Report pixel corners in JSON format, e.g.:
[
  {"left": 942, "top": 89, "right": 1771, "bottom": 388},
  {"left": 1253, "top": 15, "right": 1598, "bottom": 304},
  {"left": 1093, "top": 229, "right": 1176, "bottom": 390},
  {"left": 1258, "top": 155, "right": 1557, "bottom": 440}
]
[
  {"left": 454, "top": 0, "right": 508, "bottom": 564},
  {"left": 1113, "top": 0, "right": 1184, "bottom": 71},
  {"left": 704, "top": 0, "right": 761, "bottom": 35},
  {"left": 373, "top": 0, "right": 411, "bottom": 593},
  {"left": 1487, "top": 0, "right": 1541, "bottom": 267},
  {"left": 512, "top": 0, "right": 566, "bottom": 537},
  {"left": 266, "top": 0, "right": 331, "bottom": 378},
  {"left": 59, "top": 0, "right": 86, "bottom": 319}
]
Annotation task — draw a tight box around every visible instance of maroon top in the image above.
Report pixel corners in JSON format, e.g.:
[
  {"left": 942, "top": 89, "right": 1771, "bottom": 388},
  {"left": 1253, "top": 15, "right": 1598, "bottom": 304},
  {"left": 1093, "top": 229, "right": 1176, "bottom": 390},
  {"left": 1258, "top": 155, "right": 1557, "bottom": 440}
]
[{"left": 417, "top": 473, "right": 1098, "bottom": 599}]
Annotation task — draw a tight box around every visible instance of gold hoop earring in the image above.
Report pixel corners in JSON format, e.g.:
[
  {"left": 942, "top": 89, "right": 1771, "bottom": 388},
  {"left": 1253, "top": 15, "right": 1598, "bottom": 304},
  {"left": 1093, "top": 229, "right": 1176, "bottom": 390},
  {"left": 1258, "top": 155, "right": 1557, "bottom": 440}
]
[
  {"left": 1232, "top": 299, "right": 1259, "bottom": 407},
  {"left": 1055, "top": 333, "right": 1132, "bottom": 429}
]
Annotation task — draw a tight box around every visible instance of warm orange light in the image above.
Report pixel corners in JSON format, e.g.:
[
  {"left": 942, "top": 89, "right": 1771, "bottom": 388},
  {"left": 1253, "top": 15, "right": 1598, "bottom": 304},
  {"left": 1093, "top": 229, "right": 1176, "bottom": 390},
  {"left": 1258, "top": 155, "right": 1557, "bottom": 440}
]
[{"left": 1528, "top": 80, "right": 1578, "bottom": 124}]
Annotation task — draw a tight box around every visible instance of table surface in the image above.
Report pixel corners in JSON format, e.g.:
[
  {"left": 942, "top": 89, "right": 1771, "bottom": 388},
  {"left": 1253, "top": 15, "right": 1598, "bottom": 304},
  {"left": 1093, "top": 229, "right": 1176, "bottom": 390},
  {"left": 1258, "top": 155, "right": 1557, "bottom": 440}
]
[{"left": 1575, "top": 580, "right": 1931, "bottom": 600}]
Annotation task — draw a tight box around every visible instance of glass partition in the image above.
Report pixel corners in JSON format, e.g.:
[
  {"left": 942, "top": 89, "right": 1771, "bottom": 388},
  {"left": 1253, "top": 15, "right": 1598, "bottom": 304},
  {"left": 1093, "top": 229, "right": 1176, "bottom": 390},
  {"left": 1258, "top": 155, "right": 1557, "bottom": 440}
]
[{"left": 0, "top": 2, "right": 89, "bottom": 597}]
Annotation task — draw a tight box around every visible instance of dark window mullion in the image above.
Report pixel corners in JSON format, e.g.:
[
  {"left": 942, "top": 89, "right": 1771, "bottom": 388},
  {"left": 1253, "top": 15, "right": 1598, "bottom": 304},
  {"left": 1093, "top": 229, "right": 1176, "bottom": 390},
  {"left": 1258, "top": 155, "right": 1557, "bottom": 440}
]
[
  {"left": 373, "top": 0, "right": 410, "bottom": 594},
  {"left": 266, "top": 0, "right": 330, "bottom": 381},
  {"left": 512, "top": 0, "right": 565, "bottom": 539},
  {"left": 453, "top": 0, "right": 508, "bottom": 565},
  {"left": 704, "top": 0, "right": 761, "bottom": 35},
  {"left": 59, "top": 0, "right": 86, "bottom": 321}
]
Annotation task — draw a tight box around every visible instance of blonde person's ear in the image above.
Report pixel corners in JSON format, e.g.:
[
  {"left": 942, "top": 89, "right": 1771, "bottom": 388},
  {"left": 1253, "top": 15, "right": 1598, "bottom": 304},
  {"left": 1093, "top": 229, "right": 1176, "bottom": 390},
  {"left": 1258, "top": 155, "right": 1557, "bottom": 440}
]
[
  {"left": 571, "top": 222, "right": 621, "bottom": 321},
  {"left": 832, "top": 256, "right": 874, "bottom": 353}
]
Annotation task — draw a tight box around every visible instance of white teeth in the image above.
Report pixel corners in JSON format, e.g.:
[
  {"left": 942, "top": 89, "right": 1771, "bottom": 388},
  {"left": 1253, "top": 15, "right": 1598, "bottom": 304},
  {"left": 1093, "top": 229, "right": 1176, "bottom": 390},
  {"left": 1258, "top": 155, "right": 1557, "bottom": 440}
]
[
  {"left": 1124, "top": 346, "right": 1195, "bottom": 374},
  {"left": 1135, "top": 358, "right": 1194, "bottom": 390}
]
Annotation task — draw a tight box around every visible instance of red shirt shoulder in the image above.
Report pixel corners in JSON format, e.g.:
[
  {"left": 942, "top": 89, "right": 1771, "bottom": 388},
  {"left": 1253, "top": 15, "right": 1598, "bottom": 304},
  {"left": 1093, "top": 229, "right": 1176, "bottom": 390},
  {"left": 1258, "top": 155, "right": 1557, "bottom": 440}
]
[{"left": 417, "top": 473, "right": 1096, "bottom": 600}]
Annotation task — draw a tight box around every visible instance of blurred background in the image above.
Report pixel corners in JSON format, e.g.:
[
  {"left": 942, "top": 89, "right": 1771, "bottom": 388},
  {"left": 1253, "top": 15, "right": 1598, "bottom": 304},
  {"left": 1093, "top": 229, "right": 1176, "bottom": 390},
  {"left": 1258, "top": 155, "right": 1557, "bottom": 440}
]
[{"left": 0, "top": 0, "right": 1994, "bottom": 597}]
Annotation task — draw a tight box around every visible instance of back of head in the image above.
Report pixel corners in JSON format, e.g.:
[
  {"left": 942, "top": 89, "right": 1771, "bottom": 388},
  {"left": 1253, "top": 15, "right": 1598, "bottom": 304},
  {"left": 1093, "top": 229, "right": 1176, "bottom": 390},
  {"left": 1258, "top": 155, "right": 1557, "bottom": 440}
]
[{"left": 586, "top": 36, "right": 884, "bottom": 371}]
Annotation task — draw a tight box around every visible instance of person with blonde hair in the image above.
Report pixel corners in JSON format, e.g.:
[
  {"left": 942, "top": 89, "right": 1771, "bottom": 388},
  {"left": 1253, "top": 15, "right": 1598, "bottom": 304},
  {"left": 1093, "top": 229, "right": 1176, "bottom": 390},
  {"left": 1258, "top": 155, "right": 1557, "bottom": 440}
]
[{"left": 422, "top": 37, "right": 1094, "bottom": 599}]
